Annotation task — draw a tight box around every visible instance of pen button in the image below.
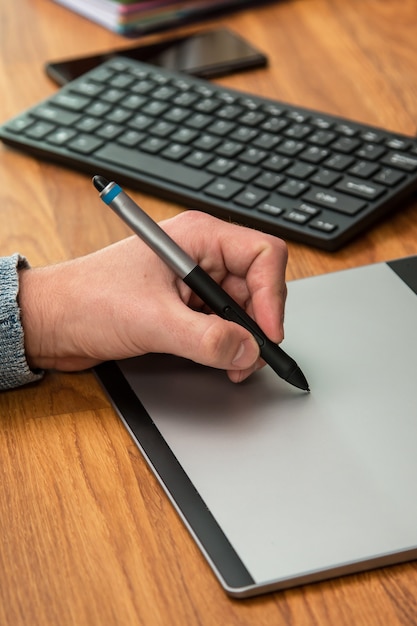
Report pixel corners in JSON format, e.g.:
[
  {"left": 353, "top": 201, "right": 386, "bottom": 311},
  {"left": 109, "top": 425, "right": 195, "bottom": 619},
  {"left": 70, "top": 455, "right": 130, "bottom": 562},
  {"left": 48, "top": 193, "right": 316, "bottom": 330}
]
[{"left": 223, "top": 306, "right": 265, "bottom": 347}]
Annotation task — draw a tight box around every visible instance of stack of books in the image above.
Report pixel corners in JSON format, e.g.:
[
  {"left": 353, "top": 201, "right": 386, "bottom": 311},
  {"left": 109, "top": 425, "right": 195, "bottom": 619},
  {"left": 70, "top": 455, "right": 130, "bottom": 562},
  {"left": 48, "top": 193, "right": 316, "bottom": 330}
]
[{"left": 52, "top": 0, "right": 265, "bottom": 37}]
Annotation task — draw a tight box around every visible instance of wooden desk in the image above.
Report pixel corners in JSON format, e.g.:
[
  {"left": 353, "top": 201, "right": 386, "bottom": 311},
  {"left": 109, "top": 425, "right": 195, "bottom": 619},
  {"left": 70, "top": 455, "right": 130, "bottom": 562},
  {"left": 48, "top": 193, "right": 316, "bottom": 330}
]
[{"left": 1, "top": 1, "right": 417, "bottom": 624}]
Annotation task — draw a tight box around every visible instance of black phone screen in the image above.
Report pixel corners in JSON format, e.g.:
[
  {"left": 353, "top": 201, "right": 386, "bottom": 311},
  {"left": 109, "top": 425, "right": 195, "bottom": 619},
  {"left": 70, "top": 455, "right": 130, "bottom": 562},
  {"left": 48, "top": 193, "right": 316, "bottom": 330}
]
[{"left": 45, "top": 28, "right": 268, "bottom": 86}]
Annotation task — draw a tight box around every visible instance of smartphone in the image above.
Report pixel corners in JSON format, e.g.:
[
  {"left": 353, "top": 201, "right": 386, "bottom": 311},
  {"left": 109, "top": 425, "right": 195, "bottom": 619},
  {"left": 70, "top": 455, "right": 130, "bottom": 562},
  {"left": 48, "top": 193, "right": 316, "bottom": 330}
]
[{"left": 45, "top": 28, "right": 268, "bottom": 86}]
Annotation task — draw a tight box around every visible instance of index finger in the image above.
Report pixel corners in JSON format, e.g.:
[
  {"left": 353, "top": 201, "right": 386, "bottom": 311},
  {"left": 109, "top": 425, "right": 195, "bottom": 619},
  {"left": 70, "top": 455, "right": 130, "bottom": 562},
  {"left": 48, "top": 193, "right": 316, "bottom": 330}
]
[{"left": 189, "top": 214, "right": 289, "bottom": 343}]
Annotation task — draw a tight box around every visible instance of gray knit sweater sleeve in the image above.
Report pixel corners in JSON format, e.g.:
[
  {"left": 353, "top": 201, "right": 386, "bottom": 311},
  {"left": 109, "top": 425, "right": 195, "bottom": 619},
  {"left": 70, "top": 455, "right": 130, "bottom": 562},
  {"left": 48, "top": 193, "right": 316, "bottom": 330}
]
[{"left": 0, "top": 254, "right": 44, "bottom": 390}]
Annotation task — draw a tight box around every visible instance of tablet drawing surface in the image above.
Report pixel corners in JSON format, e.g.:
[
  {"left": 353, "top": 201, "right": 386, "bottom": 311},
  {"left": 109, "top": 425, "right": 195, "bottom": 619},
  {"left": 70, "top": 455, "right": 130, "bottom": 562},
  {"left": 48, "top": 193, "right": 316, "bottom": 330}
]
[{"left": 96, "top": 256, "right": 417, "bottom": 597}]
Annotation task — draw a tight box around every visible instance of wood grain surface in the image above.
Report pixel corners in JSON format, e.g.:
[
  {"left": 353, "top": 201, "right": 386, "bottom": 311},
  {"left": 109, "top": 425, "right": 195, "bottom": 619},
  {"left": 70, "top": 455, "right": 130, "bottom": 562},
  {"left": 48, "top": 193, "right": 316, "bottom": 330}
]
[{"left": 1, "top": 1, "right": 417, "bottom": 624}]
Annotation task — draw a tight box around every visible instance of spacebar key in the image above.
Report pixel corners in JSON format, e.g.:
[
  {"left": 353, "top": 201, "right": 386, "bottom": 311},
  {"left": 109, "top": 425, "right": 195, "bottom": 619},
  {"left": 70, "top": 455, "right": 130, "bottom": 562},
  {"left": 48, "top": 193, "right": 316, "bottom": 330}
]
[{"left": 95, "top": 144, "right": 213, "bottom": 190}]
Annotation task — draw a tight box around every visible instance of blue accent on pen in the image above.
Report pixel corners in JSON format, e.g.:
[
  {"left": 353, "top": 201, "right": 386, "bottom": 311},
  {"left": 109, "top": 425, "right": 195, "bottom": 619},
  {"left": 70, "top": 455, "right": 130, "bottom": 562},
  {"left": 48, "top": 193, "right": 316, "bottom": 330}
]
[{"left": 102, "top": 183, "right": 122, "bottom": 205}]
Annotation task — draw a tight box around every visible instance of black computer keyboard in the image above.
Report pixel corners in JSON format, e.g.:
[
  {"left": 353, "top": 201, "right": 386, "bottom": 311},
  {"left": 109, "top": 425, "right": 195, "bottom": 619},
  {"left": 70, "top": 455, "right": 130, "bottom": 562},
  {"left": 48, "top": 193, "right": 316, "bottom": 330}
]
[{"left": 2, "top": 56, "right": 417, "bottom": 251}]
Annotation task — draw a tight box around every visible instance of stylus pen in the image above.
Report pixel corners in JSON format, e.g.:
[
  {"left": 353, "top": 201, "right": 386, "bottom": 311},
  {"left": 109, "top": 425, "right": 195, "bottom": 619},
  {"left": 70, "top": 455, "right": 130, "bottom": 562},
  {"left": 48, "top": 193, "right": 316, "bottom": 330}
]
[{"left": 92, "top": 175, "right": 310, "bottom": 391}]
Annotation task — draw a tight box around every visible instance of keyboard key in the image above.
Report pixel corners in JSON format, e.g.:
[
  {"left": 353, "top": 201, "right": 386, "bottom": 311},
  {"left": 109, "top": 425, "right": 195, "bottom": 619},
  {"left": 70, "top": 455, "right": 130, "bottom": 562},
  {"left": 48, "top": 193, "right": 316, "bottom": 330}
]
[
  {"left": 86, "top": 101, "right": 112, "bottom": 117},
  {"left": 170, "top": 128, "right": 199, "bottom": 144},
  {"left": 73, "top": 81, "right": 104, "bottom": 98},
  {"left": 207, "top": 157, "right": 236, "bottom": 175},
  {"left": 46, "top": 127, "right": 77, "bottom": 145},
  {"left": 161, "top": 143, "right": 191, "bottom": 161},
  {"left": 331, "top": 136, "right": 361, "bottom": 153},
  {"left": 106, "top": 108, "right": 133, "bottom": 124},
  {"left": 309, "top": 130, "right": 336, "bottom": 145},
  {"left": 324, "top": 153, "right": 355, "bottom": 171},
  {"left": 164, "top": 107, "right": 190, "bottom": 123},
  {"left": 385, "top": 138, "right": 410, "bottom": 150},
  {"left": 309, "top": 219, "right": 338, "bottom": 233},
  {"left": 276, "top": 139, "right": 305, "bottom": 156},
  {"left": 97, "top": 123, "right": 124, "bottom": 140},
  {"left": 254, "top": 171, "right": 284, "bottom": 189},
  {"left": 26, "top": 121, "right": 55, "bottom": 139},
  {"left": 279, "top": 179, "right": 309, "bottom": 197},
  {"left": 335, "top": 177, "right": 386, "bottom": 200},
  {"left": 300, "top": 146, "right": 329, "bottom": 163},
  {"left": 96, "top": 144, "right": 213, "bottom": 189},
  {"left": 230, "top": 164, "right": 260, "bottom": 182},
  {"left": 230, "top": 126, "right": 258, "bottom": 142},
  {"left": 374, "top": 167, "right": 405, "bottom": 186},
  {"left": 284, "top": 210, "right": 311, "bottom": 224},
  {"left": 258, "top": 199, "right": 285, "bottom": 216},
  {"left": 382, "top": 151, "right": 417, "bottom": 172},
  {"left": 184, "top": 150, "right": 213, "bottom": 168},
  {"left": 261, "top": 117, "right": 288, "bottom": 132},
  {"left": 262, "top": 103, "right": 284, "bottom": 116},
  {"left": 195, "top": 84, "right": 215, "bottom": 97},
  {"left": 153, "top": 86, "right": 177, "bottom": 100},
  {"left": 140, "top": 137, "right": 168, "bottom": 153},
  {"left": 310, "top": 117, "right": 332, "bottom": 130},
  {"left": 4, "top": 115, "right": 35, "bottom": 133},
  {"left": 239, "top": 110, "right": 265, "bottom": 126},
  {"left": 234, "top": 187, "right": 269, "bottom": 208},
  {"left": 204, "top": 178, "right": 243, "bottom": 199},
  {"left": 253, "top": 132, "right": 281, "bottom": 149},
  {"left": 173, "top": 91, "right": 199, "bottom": 107},
  {"left": 310, "top": 168, "right": 341, "bottom": 187},
  {"left": 193, "top": 134, "right": 221, "bottom": 150},
  {"left": 216, "top": 104, "right": 244, "bottom": 119},
  {"left": 284, "top": 124, "right": 312, "bottom": 139},
  {"left": 109, "top": 73, "right": 135, "bottom": 89},
  {"left": 186, "top": 113, "right": 213, "bottom": 129},
  {"left": 287, "top": 111, "right": 308, "bottom": 123},
  {"left": 296, "top": 202, "right": 320, "bottom": 217},
  {"left": 360, "top": 130, "right": 385, "bottom": 143},
  {"left": 349, "top": 160, "right": 380, "bottom": 178},
  {"left": 143, "top": 100, "right": 170, "bottom": 116},
  {"left": 263, "top": 155, "right": 291, "bottom": 172},
  {"left": 215, "top": 140, "right": 243, "bottom": 158},
  {"left": 356, "top": 143, "right": 386, "bottom": 160},
  {"left": 101, "top": 89, "right": 126, "bottom": 105},
  {"left": 207, "top": 120, "right": 236, "bottom": 136},
  {"left": 286, "top": 163, "right": 316, "bottom": 179},
  {"left": 131, "top": 79, "right": 155, "bottom": 95},
  {"left": 195, "top": 98, "right": 221, "bottom": 114},
  {"left": 152, "top": 121, "right": 176, "bottom": 137},
  {"left": 33, "top": 104, "right": 80, "bottom": 125},
  {"left": 68, "top": 134, "right": 104, "bottom": 153},
  {"left": 335, "top": 123, "right": 357, "bottom": 136},
  {"left": 240, "top": 147, "right": 267, "bottom": 165},
  {"left": 130, "top": 114, "right": 154, "bottom": 131},
  {"left": 54, "top": 93, "right": 90, "bottom": 111},
  {"left": 76, "top": 116, "right": 102, "bottom": 132},
  {"left": 118, "top": 130, "right": 145, "bottom": 147},
  {"left": 303, "top": 188, "right": 366, "bottom": 215}
]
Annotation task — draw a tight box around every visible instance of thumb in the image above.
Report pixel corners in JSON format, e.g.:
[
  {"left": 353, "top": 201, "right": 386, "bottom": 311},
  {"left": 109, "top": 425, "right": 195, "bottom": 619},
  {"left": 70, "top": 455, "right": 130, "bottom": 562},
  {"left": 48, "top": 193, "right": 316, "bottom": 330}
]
[{"left": 159, "top": 308, "right": 261, "bottom": 376}]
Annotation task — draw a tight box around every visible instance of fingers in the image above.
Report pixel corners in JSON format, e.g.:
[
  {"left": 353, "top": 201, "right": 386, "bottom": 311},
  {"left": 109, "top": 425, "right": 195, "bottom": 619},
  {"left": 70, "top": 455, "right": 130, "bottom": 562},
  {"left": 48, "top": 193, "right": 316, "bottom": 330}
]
[
  {"left": 148, "top": 303, "right": 261, "bottom": 382},
  {"left": 163, "top": 212, "right": 288, "bottom": 344}
]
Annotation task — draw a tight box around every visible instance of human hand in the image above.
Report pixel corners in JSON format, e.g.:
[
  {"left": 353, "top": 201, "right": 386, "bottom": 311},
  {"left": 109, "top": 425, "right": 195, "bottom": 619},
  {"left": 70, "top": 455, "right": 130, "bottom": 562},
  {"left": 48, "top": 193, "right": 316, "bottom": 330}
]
[{"left": 19, "top": 211, "right": 288, "bottom": 383}]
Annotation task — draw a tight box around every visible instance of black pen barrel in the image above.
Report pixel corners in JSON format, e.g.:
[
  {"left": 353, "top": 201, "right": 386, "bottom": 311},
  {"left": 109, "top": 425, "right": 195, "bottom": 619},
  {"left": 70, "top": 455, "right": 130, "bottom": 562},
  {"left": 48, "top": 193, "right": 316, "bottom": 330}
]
[{"left": 184, "top": 266, "right": 309, "bottom": 390}]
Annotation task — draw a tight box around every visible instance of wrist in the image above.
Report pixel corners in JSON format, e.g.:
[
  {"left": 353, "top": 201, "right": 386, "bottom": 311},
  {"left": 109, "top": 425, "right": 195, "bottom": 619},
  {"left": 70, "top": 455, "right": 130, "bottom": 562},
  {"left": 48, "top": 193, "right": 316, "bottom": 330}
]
[{"left": 18, "top": 265, "right": 63, "bottom": 371}]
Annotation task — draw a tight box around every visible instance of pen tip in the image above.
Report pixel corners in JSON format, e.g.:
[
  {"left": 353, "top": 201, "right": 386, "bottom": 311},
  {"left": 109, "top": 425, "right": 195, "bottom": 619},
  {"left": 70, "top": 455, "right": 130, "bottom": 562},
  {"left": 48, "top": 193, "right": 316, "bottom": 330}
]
[
  {"left": 92, "top": 175, "right": 109, "bottom": 192},
  {"left": 287, "top": 367, "right": 310, "bottom": 392}
]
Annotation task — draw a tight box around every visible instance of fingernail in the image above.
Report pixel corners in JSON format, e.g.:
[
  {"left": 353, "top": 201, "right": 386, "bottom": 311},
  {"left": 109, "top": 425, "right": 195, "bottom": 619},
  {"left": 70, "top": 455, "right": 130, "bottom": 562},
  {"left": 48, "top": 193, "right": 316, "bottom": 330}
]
[{"left": 232, "top": 338, "right": 258, "bottom": 368}]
